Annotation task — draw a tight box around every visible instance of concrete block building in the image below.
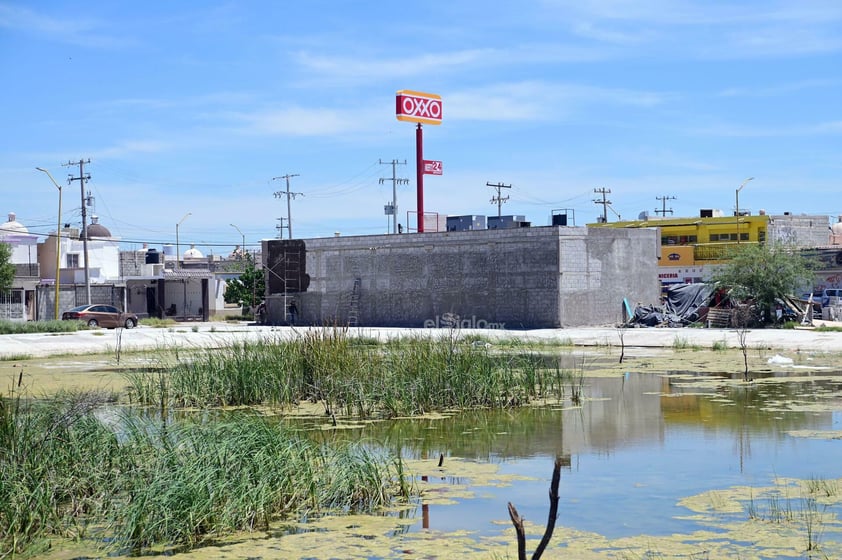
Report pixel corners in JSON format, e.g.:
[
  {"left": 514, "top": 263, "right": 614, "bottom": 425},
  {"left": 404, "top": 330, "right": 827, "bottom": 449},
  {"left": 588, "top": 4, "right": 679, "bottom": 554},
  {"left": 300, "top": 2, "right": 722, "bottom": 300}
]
[{"left": 262, "top": 225, "right": 659, "bottom": 328}]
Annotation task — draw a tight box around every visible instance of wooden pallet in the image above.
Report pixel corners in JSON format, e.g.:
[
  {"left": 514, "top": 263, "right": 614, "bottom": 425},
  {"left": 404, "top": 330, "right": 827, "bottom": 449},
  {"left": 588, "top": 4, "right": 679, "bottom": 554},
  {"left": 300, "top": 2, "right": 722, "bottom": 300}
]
[{"left": 706, "top": 308, "right": 731, "bottom": 328}]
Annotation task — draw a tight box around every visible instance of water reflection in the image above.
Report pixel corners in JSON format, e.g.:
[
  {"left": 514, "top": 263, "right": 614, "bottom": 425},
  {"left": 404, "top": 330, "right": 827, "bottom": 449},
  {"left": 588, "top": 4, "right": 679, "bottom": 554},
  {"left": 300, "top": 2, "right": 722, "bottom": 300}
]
[
  {"left": 305, "top": 371, "right": 830, "bottom": 458},
  {"left": 294, "top": 368, "right": 842, "bottom": 542}
]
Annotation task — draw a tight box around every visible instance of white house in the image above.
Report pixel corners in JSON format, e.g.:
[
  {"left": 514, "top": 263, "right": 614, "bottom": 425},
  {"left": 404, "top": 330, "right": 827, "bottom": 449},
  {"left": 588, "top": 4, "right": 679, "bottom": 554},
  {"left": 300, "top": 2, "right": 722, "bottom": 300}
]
[
  {"left": 37, "top": 215, "right": 125, "bottom": 319},
  {"left": 0, "top": 212, "right": 41, "bottom": 321}
]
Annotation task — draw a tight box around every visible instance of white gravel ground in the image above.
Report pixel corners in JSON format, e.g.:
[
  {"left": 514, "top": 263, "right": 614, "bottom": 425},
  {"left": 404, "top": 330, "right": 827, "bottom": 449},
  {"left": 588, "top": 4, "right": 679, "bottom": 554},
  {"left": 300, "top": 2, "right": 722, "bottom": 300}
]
[{"left": 1, "top": 320, "right": 840, "bottom": 359}]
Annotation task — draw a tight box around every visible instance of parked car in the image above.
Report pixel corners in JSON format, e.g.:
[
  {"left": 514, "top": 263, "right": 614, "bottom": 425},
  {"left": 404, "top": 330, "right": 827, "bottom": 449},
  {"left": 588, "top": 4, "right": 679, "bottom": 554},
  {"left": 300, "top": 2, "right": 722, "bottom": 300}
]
[
  {"left": 801, "top": 289, "right": 842, "bottom": 307},
  {"left": 822, "top": 288, "right": 842, "bottom": 307},
  {"left": 62, "top": 304, "right": 138, "bottom": 329}
]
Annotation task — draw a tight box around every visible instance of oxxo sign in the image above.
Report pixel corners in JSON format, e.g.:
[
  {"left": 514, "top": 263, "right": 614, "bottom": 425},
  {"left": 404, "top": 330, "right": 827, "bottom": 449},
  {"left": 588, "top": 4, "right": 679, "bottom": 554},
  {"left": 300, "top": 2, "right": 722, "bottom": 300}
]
[{"left": 396, "top": 90, "right": 442, "bottom": 125}]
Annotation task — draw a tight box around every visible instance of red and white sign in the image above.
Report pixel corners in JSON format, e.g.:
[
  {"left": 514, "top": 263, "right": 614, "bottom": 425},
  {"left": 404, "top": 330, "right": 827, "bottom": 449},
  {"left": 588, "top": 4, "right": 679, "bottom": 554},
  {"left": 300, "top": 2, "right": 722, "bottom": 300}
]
[
  {"left": 423, "top": 160, "right": 442, "bottom": 175},
  {"left": 396, "top": 90, "right": 442, "bottom": 125}
]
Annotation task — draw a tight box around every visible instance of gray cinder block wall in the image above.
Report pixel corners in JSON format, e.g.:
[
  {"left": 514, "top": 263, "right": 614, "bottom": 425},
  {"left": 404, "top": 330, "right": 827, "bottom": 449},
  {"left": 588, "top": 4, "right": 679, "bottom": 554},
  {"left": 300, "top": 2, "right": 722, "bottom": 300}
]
[
  {"left": 768, "top": 214, "right": 830, "bottom": 247},
  {"left": 263, "top": 226, "right": 659, "bottom": 328}
]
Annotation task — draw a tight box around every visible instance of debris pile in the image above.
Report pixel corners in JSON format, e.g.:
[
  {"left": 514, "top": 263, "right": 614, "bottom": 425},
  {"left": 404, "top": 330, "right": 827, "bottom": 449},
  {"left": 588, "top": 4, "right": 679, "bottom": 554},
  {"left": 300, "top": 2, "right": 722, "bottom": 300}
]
[{"left": 626, "top": 283, "right": 808, "bottom": 328}]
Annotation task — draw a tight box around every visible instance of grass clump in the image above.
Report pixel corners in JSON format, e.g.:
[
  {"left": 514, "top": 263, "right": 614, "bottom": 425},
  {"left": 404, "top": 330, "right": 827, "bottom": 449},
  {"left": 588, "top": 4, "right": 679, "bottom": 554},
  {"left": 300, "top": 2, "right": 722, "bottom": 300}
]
[
  {"left": 0, "top": 390, "right": 411, "bottom": 556},
  {"left": 671, "top": 336, "right": 701, "bottom": 351},
  {"left": 140, "top": 317, "right": 177, "bottom": 328},
  {"left": 0, "top": 389, "right": 124, "bottom": 556},
  {"left": 0, "top": 353, "right": 32, "bottom": 361},
  {"left": 114, "top": 415, "right": 407, "bottom": 551},
  {"left": 126, "top": 327, "right": 579, "bottom": 417},
  {"left": 0, "top": 319, "right": 85, "bottom": 334}
]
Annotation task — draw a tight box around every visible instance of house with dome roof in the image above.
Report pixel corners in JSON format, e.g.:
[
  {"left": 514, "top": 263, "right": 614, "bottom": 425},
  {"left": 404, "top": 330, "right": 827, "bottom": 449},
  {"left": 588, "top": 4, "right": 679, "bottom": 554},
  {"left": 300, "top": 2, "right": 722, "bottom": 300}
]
[
  {"left": 0, "top": 212, "right": 40, "bottom": 320},
  {"left": 36, "top": 214, "right": 127, "bottom": 319}
]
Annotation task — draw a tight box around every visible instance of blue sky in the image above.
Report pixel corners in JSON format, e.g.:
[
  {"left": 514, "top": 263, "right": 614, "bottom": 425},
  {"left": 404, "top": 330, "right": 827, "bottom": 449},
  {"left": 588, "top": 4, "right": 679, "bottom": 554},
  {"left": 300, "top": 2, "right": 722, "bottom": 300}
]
[{"left": 2, "top": 1, "right": 841, "bottom": 254}]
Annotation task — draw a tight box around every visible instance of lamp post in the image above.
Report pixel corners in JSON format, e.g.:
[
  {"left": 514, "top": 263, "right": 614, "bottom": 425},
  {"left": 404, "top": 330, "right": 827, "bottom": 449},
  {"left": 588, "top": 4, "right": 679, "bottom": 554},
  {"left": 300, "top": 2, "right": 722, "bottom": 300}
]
[
  {"left": 735, "top": 177, "right": 754, "bottom": 244},
  {"left": 175, "top": 212, "right": 191, "bottom": 269},
  {"left": 230, "top": 223, "right": 245, "bottom": 259},
  {"left": 36, "top": 167, "right": 63, "bottom": 319}
]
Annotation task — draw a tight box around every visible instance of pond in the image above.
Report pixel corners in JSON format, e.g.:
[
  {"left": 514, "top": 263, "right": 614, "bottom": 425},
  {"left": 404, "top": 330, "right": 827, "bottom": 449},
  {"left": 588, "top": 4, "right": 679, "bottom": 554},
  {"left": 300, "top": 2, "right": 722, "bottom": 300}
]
[{"left": 11, "top": 345, "right": 842, "bottom": 559}]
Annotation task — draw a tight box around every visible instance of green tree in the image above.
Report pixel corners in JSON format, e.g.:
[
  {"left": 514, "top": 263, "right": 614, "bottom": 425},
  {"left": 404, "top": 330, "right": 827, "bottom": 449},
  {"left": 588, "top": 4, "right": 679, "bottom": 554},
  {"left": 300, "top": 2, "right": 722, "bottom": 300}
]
[
  {"left": 223, "top": 254, "right": 265, "bottom": 309},
  {"left": 0, "top": 242, "right": 14, "bottom": 293},
  {"left": 712, "top": 242, "right": 815, "bottom": 324}
]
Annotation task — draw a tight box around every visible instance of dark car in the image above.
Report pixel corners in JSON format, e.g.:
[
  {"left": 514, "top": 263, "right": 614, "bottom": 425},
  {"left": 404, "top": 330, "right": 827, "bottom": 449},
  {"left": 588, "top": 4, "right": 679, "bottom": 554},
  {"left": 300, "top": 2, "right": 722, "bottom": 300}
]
[{"left": 62, "top": 304, "right": 138, "bottom": 329}]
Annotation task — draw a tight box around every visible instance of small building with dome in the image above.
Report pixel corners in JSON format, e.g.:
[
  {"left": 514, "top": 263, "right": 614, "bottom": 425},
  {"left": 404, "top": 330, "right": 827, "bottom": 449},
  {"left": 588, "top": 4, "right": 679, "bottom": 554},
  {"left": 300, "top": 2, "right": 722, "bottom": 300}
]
[
  {"left": 0, "top": 212, "right": 41, "bottom": 320},
  {"left": 183, "top": 244, "right": 204, "bottom": 261},
  {"left": 36, "top": 215, "right": 124, "bottom": 320},
  {"left": 85, "top": 216, "right": 112, "bottom": 239}
]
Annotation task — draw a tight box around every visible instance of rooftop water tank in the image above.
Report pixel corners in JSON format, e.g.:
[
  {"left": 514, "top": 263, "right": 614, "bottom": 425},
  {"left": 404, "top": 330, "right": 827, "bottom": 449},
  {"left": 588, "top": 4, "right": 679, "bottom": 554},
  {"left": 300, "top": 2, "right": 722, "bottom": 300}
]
[{"left": 145, "top": 248, "right": 161, "bottom": 264}]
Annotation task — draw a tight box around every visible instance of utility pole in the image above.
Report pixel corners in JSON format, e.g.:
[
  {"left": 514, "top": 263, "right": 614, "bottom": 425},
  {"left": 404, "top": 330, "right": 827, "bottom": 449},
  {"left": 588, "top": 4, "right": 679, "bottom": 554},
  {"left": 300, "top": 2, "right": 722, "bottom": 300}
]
[
  {"left": 64, "top": 159, "right": 92, "bottom": 305},
  {"left": 654, "top": 195, "right": 676, "bottom": 217},
  {"left": 486, "top": 182, "right": 512, "bottom": 218},
  {"left": 379, "top": 159, "right": 409, "bottom": 234},
  {"left": 275, "top": 217, "right": 287, "bottom": 239},
  {"left": 272, "top": 174, "right": 302, "bottom": 239},
  {"left": 593, "top": 187, "right": 612, "bottom": 223}
]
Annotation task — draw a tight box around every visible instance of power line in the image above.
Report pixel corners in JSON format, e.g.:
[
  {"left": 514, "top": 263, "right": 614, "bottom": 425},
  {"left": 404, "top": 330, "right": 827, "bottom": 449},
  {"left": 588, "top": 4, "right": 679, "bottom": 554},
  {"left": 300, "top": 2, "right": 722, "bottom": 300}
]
[
  {"left": 593, "top": 187, "right": 612, "bottom": 223},
  {"left": 63, "top": 159, "right": 92, "bottom": 304},
  {"left": 272, "top": 174, "right": 302, "bottom": 239},
  {"left": 304, "top": 162, "right": 381, "bottom": 198},
  {"left": 486, "top": 181, "right": 512, "bottom": 218},
  {"left": 655, "top": 195, "right": 676, "bottom": 217},
  {"left": 379, "top": 159, "right": 408, "bottom": 234}
]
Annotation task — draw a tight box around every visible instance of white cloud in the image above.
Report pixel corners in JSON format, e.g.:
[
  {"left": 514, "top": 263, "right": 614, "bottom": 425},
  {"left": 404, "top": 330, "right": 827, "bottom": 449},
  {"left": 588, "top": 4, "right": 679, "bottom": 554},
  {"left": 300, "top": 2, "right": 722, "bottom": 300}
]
[
  {"left": 446, "top": 81, "right": 666, "bottom": 122},
  {"left": 231, "top": 106, "right": 380, "bottom": 137},
  {"left": 718, "top": 79, "right": 839, "bottom": 97},
  {"left": 96, "top": 140, "right": 171, "bottom": 159},
  {"left": 542, "top": 0, "right": 842, "bottom": 58},
  {"left": 813, "top": 121, "right": 842, "bottom": 133},
  {"left": 690, "top": 120, "right": 842, "bottom": 137},
  {"left": 294, "top": 48, "right": 494, "bottom": 81},
  {"left": 570, "top": 21, "right": 652, "bottom": 44},
  {"left": 549, "top": 0, "right": 842, "bottom": 27},
  {"left": 0, "top": 4, "right": 134, "bottom": 48}
]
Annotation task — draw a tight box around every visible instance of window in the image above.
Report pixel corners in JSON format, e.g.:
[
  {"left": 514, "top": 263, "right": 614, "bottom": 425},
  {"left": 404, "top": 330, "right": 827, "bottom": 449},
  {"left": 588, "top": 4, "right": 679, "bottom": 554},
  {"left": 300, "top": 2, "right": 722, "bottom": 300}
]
[
  {"left": 710, "top": 233, "right": 740, "bottom": 242},
  {"left": 662, "top": 235, "right": 698, "bottom": 245},
  {"left": 66, "top": 254, "right": 79, "bottom": 268},
  {"left": 0, "top": 290, "right": 22, "bottom": 305}
]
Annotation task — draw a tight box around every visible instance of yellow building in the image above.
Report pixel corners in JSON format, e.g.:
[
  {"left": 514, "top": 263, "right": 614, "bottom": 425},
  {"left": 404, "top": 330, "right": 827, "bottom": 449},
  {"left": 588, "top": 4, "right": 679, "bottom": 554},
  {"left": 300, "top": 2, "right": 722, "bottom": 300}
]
[
  {"left": 590, "top": 210, "right": 831, "bottom": 292},
  {"left": 589, "top": 213, "right": 769, "bottom": 268}
]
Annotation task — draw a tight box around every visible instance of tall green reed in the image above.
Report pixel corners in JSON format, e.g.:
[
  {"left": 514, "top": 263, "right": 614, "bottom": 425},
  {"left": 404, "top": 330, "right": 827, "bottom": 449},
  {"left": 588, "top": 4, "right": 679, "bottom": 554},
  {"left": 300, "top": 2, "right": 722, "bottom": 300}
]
[
  {"left": 0, "top": 390, "right": 124, "bottom": 556},
  {"left": 126, "top": 328, "right": 578, "bottom": 418},
  {"left": 1, "top": 392, "right": 411, "bottom": 556}
]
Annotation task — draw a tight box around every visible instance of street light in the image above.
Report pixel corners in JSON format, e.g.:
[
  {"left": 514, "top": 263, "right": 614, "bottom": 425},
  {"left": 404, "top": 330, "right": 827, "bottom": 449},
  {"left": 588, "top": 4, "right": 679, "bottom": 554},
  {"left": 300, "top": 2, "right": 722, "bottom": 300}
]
[
  {"left": 36, "top": 167, "right": 63, "bottom": 320},
  {"left": 230, "top": 223, "right": 245, "bottom": 259},
  {"left": 175, "top": 212, "right": 191, "bottom": 269},
  {"left": 735, "top": 177, "right": 754, "bottom": 244}
]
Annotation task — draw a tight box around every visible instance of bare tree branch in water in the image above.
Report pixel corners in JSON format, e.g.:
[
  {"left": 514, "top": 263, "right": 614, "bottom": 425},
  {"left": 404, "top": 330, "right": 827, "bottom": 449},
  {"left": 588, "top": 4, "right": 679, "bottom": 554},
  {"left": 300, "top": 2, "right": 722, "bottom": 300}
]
[
  {"left": 508, "top": 456, "right": 563, "bottom": 559},
  {"left": 617, "top": 328, "right": 626, "bottom": 364}
]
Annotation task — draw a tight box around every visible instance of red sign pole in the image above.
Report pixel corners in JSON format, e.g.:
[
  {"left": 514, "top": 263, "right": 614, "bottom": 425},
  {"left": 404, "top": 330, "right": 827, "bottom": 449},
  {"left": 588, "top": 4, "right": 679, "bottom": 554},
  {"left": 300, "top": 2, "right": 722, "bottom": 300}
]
[
  {"left": 416, "top": 123, "right": 424, "bottom": 232},
  {"left": 396, "top": 90, "right": 440, "bottom": 233}
]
